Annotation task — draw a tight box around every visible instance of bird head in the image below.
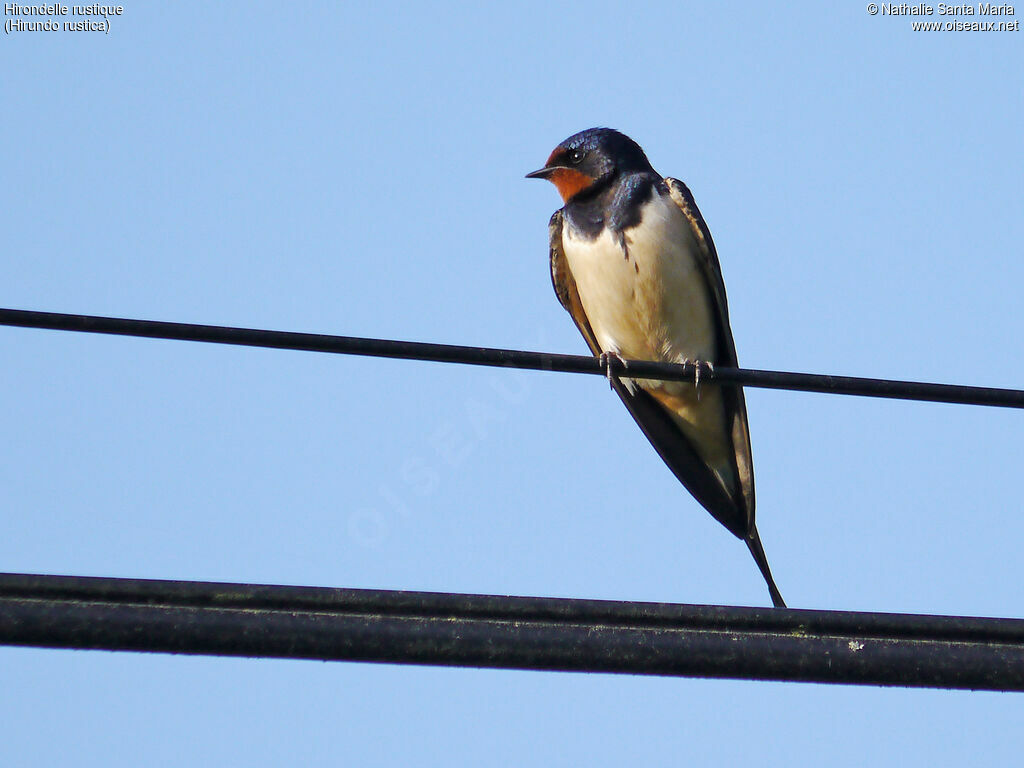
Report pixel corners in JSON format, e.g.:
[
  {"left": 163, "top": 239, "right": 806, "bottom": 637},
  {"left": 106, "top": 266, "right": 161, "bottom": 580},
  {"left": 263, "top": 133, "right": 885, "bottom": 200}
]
[{"left": 526, "top": 128, "right": 654, "bottom": 203}]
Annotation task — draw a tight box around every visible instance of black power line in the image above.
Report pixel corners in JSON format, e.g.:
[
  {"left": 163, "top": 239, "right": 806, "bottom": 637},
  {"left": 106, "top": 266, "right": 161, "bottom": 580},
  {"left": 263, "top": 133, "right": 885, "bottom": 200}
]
[
  {"left": 2, "top": 572, "right": 1023, "bottom": 691},
  {"left": 2, "top": 307, "right": 1023, "bottom": 408}
]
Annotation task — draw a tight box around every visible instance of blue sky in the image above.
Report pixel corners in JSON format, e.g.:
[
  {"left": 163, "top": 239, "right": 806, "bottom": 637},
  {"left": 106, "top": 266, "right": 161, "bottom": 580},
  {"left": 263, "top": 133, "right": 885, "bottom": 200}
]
[{"left": 3, "top": 2, "right": 1023, "bottom": 764}]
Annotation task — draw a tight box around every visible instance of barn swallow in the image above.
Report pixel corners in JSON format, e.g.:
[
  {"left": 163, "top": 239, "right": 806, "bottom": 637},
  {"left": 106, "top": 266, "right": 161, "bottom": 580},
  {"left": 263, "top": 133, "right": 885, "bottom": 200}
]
[{"left": 527, "top": 128, "right": 785, "bottom": 608}]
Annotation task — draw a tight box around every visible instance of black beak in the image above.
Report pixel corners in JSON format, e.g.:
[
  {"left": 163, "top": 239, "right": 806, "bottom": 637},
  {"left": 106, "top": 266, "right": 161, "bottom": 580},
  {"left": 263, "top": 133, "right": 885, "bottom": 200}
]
[{"left": 525, "top": 166, "right": 559, "bottom": 180}]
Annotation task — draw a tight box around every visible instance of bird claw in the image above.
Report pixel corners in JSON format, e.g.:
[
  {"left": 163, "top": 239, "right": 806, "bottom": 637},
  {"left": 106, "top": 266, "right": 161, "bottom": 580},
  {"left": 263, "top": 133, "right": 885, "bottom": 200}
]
[
  {"left": 599, "top": 351, "right": 628, "bottom": 389},
  {"left": 684, "top": 359, "right": 714, "bottom": 400}
]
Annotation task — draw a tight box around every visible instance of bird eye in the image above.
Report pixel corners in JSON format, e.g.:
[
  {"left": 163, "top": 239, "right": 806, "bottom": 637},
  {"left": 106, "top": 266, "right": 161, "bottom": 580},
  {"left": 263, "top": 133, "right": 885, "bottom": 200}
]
[{"left": 568, "top": 150, "right": 585, "bottom": 164}]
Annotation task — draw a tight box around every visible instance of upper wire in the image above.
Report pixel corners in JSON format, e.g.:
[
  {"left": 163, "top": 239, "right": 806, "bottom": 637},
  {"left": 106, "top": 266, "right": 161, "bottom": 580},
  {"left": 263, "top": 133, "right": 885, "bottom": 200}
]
[{"left": 2, "top": 307, "right": 1022, "bottom": 409}]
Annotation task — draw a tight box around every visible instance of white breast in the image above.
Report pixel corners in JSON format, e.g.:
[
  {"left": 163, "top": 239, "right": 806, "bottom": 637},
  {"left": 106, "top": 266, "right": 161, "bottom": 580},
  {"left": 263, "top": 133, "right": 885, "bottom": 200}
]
[
  {"left": 562, "top": 188, "right": 738, "bottom": 489},
  {"left": 562, "top": 190, "right": 717, "bottom": 366}
]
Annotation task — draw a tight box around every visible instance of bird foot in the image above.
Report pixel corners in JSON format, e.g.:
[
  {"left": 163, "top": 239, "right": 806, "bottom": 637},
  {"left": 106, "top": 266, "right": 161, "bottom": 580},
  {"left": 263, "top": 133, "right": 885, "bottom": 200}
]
[
  {"left": 683, "top": 359, "right": 714, "bottom": 400},
  {"left": 599, "top": 351, "right": 628, "bottom": 389}
]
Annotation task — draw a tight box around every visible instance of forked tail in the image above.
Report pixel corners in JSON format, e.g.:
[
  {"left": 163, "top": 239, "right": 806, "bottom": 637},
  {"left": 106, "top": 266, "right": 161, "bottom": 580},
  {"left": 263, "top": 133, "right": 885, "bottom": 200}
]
[{"left": 746, "top": 526, "right": 786, "bottom": 608}]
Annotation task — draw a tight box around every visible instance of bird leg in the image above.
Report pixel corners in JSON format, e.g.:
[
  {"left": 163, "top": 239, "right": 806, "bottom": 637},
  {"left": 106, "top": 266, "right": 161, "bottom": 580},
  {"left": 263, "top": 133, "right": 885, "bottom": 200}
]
[
  {"left": 682, "top": 359, "right": 714, "bottom": 400},
  {"left": 599, "top": 351, "right": 628, "bottom": 390}
]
